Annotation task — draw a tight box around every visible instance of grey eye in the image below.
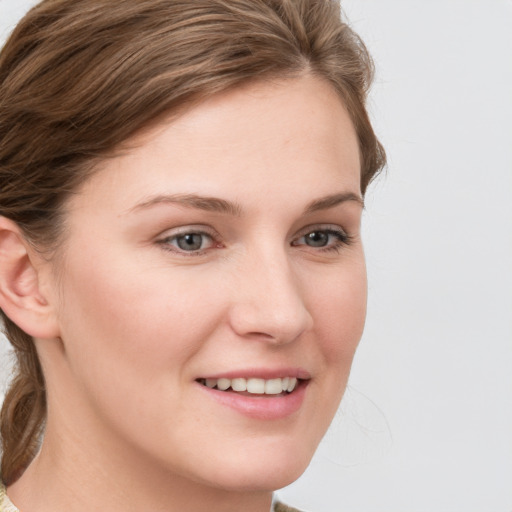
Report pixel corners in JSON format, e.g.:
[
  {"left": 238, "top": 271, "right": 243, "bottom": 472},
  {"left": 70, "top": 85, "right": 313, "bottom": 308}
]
[
  {"left": 176, "top": 233, "right": 206, "bottom": 251},
  {"left": 304, "top": 231, "right": 329, "bottom": 247},
  {"left": 293, "top": 227, "right": 351, "bottom": 252}
]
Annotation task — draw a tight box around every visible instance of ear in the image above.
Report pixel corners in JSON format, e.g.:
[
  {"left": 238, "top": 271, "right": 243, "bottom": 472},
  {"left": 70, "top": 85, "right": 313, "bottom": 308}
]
[{"left": 0, "top": 217, "right": 60, "bottom": 339}]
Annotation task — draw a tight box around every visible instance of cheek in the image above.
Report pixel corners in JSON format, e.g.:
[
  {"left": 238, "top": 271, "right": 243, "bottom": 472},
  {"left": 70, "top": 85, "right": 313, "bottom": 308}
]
[
  {"left": 53, "top": 250, "right": 234, "bottom": 451},
  {"left": 309, "top": 259, "right": 367, "bottom": 363},
  {"left": 56, "top": 248, "right": 226, "bottom": 386},
  {"left": 289, "top": 258, "right": 367, "bottom": 456}
]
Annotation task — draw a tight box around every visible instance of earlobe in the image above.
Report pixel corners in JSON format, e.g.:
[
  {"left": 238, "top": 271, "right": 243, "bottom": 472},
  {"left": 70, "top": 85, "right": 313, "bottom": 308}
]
[{"left": 0, "top": 217, "right": 60, "bottom": 339}]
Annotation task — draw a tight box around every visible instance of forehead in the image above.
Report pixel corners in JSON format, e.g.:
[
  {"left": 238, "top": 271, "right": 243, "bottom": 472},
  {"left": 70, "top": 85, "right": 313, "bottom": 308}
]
[{"left": 70, "top": 75, "right": 361, "bottom": 214}]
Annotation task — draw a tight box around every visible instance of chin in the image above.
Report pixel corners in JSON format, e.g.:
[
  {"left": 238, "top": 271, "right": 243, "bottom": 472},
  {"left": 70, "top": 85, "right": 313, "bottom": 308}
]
[
  {"left": 208, "top": 465, "right": 309, "bottom": 493},
  {"left": 195, "top": 441, "right": 316, "bottom": 492}
]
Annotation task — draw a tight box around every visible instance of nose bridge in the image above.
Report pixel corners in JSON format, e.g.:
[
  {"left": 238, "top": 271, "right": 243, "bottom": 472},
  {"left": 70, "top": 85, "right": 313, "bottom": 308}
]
[{"left": 229, "top": 241, "right": 313, "bottom": 343}]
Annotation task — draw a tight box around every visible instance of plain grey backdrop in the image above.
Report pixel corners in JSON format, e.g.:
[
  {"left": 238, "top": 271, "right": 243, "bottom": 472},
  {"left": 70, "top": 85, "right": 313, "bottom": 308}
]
[{"left": 1, "top": 1, "right": 511, "bottom": 511}]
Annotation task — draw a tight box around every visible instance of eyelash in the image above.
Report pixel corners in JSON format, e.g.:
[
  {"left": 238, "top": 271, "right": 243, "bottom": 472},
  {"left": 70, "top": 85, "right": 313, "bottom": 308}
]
[{"left": 157, "top": 226, "right": 353, "bottom": 257}]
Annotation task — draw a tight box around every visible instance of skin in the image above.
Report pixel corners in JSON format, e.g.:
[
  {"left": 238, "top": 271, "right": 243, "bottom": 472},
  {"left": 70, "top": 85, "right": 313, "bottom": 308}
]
[{"left": 6, "top": 75, "right": 366, "bottom": 512}]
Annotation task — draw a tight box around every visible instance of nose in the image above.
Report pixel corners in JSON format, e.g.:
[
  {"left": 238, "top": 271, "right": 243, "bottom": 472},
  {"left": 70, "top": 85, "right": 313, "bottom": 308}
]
[{"left": 228, "top": 247, "right": 313, "bottom": 345}]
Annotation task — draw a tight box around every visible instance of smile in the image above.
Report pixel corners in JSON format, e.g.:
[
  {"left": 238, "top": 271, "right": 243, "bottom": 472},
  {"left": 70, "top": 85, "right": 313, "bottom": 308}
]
[
  {"left": 197, "top": 377, "right": 299, "bottom": 395},
  {"left": 196, "top": 376, "right": 309, "bottom": 420}
]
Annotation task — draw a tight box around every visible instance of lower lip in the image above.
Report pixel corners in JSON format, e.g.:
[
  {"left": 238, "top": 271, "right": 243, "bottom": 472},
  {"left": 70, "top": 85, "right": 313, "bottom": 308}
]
[{"left": 197, "top": 380, "right": 309, "bottom": 420}]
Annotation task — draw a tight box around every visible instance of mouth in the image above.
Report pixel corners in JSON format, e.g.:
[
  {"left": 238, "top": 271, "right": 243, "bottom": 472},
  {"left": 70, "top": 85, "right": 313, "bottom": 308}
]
[
  {"left": 196, "top": 376, "right": 301, "bottom": 396},
  {"left": 195, "top": 370, "right": 310, "bottom": 419}
]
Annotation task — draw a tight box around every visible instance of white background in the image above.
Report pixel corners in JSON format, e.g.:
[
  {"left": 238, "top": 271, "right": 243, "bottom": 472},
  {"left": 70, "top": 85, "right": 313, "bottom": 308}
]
[{"left": 1, "top": 1, "right": 511, "bottom": 511}]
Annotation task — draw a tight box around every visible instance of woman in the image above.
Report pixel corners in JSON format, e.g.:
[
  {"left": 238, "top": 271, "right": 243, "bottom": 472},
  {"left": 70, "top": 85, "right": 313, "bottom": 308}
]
[{"left": 0, "top": 1, "right": 385, "bottom": 510}]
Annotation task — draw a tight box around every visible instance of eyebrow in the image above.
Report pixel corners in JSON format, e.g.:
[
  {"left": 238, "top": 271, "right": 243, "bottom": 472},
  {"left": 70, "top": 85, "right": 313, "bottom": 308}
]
[
  {"left": 129, "top": 193, "right": 243, "bottom": 216},
  {"left": 129, "top": 191, "right": 363, "bottom": 216},
  {"left": 303, "top": 192, "right": 364, "bottom": 213}
]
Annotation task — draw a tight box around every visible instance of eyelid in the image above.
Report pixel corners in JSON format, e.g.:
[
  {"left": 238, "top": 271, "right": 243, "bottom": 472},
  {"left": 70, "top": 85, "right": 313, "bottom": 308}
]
[
  {"left": 157, "top": 224, "right": 219, "bottom": 239},
  {"left": 293, "top": 223, "right": 349, "bottom": 240}
]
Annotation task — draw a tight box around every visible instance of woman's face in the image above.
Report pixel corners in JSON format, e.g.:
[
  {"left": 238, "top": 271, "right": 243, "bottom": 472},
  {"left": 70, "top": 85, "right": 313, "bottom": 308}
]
[{"left": 44, "top": 75, "right": 366, "bottom": 491}]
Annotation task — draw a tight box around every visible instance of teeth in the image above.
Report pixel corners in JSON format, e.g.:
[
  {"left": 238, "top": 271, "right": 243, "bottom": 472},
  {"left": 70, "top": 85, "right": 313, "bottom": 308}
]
[
  {"left": 217, "top": 378, "right": 231, "bottom": 391},
  {"left": 265, "top": 378, "right": 283, "bottom": 395},
  {"left": 247, "top": 378, "right": 265, "bottom": 394},
  {"left": 200, "top": 377, "right": 300, "bottom": 394},
  {"left": 287, "top": 377, "right": 297, "bottom": 393},
  {"left": 231, "top": 378, "right": 247, "bottom": 392},
  {"left": 205, "top": 378, "right": 217, "bottom": 388}
]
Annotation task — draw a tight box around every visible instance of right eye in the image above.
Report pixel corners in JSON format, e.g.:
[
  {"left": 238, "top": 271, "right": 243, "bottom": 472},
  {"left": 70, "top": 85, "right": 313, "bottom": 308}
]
[{"left": 158, "top": 230, "right": 217, "bottom": 255}]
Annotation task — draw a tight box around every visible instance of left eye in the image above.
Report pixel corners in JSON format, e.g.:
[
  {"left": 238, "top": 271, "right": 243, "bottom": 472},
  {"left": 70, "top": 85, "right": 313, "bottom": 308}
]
[
  {"left": 163, "top": 232, "right": 214, "bottom": 252},
  {"left": 302, "top": 231, "right": 331, "bottom": 247},
  {"left": 293, "top": 229, "right": 349, "bottom": 250}
]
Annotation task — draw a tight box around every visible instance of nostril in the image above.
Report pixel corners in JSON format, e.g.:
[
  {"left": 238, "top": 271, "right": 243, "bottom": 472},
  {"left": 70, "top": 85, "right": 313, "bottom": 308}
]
[{"left": 245, "top": 332, "right": 274, "bottom": 340}]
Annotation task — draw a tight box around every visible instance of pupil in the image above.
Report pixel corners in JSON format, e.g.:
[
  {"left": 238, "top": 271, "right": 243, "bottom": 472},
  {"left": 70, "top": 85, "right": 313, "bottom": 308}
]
[
  {"left": 306, "top": 231, "right": 328, "bottom": 247},
  {"left": 177, "top": 233, "right": 203, "bottom": 251}
]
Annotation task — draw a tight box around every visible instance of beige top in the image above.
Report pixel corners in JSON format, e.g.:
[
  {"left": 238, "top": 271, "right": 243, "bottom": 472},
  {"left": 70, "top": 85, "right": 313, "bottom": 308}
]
[
  {"left": 0, "top": 485, "right": 17, "bottom": 512},
  {"left": 0, "top": 483, "right": 302, "bottom": 512}
]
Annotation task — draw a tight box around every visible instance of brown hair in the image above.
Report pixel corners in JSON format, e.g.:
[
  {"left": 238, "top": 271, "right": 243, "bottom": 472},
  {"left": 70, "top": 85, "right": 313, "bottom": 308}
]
[{"left": 0, "top": 0, "right": 385, "bottom": 484}]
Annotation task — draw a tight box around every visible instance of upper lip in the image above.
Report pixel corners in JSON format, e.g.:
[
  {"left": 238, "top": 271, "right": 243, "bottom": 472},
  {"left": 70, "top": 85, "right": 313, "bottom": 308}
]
[{"left": 197, "top": 367, "right": 311, "bottom": 380}]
